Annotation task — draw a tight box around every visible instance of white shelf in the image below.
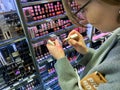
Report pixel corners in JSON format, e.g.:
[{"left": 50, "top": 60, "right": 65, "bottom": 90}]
[
  {"left": 31, "top": 25, "right": 76, "bottom": 43},
  {"left": 2, "top": 74, "right": 36, "bottom": 90},
  {"left": 0, "top": 36, "right": 26, "bottom": 47}
]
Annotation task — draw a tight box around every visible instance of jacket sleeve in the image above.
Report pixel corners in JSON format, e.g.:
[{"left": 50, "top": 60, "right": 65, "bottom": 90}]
[
  {"left": 79, "top": 48, "right": 96, "bottom": 66},
  {"left": 98, "top": 82, "right": 120, "bottom": 90},
  {"left": 54, "top": 56, "right": 80, "bottom": 90},
  {"left": 54, "top": 48, "right": 96, "bottom": 90}
]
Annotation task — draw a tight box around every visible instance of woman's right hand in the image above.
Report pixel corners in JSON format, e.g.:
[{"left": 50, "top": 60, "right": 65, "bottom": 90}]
[{"left": 68, "top": 30, "right": 88, "bottom": 55}]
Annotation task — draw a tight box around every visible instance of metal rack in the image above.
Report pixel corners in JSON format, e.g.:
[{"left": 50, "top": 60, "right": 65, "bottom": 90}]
[
  {"left": 14, "top": 0, "right": 45, "bottom": 89},
  {"left": 21, "top": 0, "right": 60, "bottom": 7},
  {"left": 27, "top": 14, "right": 67, "bottom": 27},
  {"left": 12, "top": 0, "right": 91, "bottom": 90}
]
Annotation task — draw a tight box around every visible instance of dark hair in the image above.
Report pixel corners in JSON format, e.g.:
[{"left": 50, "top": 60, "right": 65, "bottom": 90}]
[
  {"left": 101, "top": 0, "right": 120, "bottom": 6},
  {"left": 62, "top": 0, "right": 120, "bottom": 27}
]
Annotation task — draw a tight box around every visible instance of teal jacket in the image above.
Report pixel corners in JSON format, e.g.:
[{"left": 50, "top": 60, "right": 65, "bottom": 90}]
[{"left": 55, "top": 27, "right": 120, "bottom": 90}]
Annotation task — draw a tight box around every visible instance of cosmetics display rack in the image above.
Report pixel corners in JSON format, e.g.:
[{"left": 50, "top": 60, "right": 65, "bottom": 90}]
[
  {"left": 0, "top": 11, "right": 24, "bottom": 41},
  {"left": 0, "top": 0, "right": 92, "bottom": 89},
  {"left": 0, "top": 0, "right": 95, "bottom": 89},
  {"left": 0, "top": 9, "right": 45, "bottom": 90},
  {"left": 13, "top": 0, "right": 112, "bottom": 89},
  {"left": 0, "top": 10, "right": 16, "bottom": 15},
  {"left": 13, "top": 0, "right": 90, "bottom": 90},
  {"left": 21, "top": 0, "right": 61, "bottom": 7},
  {"left": 0, "top": 38, "right": 45, "bottom": 90}
]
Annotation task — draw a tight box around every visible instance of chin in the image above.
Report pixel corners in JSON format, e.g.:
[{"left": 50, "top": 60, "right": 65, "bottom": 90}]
[
  {"left": 92, "top": 24, "right": 112, "bottom": 33},
  {"left": 97, "top": 27, "right": 113, "bottom": 33}
]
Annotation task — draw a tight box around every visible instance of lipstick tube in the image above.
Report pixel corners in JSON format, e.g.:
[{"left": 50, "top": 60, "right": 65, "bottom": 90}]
[{"left": 63, "top": 34, "right": 78, "bottom": 42}]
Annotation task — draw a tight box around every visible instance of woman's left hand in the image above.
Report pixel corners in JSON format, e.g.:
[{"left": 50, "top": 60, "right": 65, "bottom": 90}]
[{"left": 46, "top": 39, "right": 65, "bottom": 60}]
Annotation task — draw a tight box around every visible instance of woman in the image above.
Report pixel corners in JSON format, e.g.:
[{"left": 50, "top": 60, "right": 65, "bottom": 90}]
[{"left": 46, "top": 0, "right": 120, "bottom": 90}]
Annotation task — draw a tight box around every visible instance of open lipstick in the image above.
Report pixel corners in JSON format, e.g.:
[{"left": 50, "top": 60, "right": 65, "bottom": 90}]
[{"left": 63, "top": 34, "right": 78, "bottom": 43}]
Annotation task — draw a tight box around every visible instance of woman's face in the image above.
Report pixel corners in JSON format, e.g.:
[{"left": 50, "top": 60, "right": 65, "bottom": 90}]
[{"left": 77, "top": 0, "right": 120, "bottom": 32}]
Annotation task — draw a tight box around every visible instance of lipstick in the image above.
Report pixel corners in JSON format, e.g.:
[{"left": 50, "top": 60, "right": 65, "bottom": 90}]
[
  {"left": 63, "top": 34, "right": 78, "bottom": 42},
  {"left": 47, "top": 40, "right": 55, "bottom": 45}
]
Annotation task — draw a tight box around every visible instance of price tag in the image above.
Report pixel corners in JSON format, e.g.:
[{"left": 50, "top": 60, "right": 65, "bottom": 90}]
[
  {"left": 3, "top": 87, "right": 10, "bottom": 90},
  {"left": 47, "top": 57, "right": 53, "bottom": 63},
  {"left": 30, "top": 74, "right": 35, "bottom": 78},
  {"left": 49, "top": 34, "right": 57, "bottom": 38},
  {"left": 41, "top": 1, "right": 48, "bottom": 3},
  {"left": 13, "top": 82, "right": 19, "bottom": 86},
  {"left": 27, "top": 78, "right": 33, "bottom": 83},
  {"left": 23, "top": 77, "right": 28, "bottom": 82},
  {"left": 46, "top": 18, "right": 52, "bottom": 22}
]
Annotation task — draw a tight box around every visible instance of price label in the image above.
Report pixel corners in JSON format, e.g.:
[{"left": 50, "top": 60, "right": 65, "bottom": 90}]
[
  {"left": 46, "top": 18, "right": 52, "bottom": 22},
  {"left": 49, "top": 34, "right": 57, "bottom": 38},
  {"left": 23, "top": 77, "right": 28, "bottom": 82},
  {"left": 30, "top": 74, "right": 35, "bottom": 78},
  {"left": 27, "top": 79, "right": 33, "bottom": 83},
  {"left": 47, "top": 58, "right": 53, "bottom": 63},
  {"left": 41, "top": 1, "right": 48, "bottom": 3},
  {"left": 3, "top": 87, "right": 10, "bottom": 90},
  {"left": 13, "top": 82, "right": 19, "bottom": 86}
]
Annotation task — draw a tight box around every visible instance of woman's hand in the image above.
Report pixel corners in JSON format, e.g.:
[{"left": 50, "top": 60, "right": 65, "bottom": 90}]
[
  {"left": 46, "top": 39, "right": 65, "bottom": 60},
  {"left": 68, "top": 30, "right": 88, "bottom": 55}
]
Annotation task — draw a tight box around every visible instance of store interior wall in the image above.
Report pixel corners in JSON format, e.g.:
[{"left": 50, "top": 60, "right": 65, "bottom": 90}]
[{"left": 0, "top": 0, "right": 16, "bottom": 12}]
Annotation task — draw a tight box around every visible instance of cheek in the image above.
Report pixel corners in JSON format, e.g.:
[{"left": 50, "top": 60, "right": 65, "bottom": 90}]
[{"left": 86, "top": 9, "right": 103, "bottom": 25}]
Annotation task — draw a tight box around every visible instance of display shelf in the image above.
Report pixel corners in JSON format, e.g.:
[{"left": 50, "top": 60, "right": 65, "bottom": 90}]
[
  {"left": 42, "top": 71, "right": 56, "bottom": 82},
  {"left": 44, "top": 76, "right": 58, "bottom": 86},
  {"left": 37, "top": 46, "right": 75, "bottom": 66},
  {"left": 15, "top": 0, "right": 44, "bottom": 86},
  {"left": 0, "top": 10, "right": 16, "bottom": 15},
  {"left": 0, "top": 36, "right": 25, "bottom": 47},
  {"left": 21, "top": 0, "right": 60, "bottom": 7},
  {"left": 37, "top": 36, "right": 90, "bottom": 66},
  {"left": 31, "top": 24, "right": 77, "bottom": 43},
  {"left": 37, "top": 55, "right": 52, "bottom": 66},
  {"left": 33, "top": 84, "right": 43, "bottom": 90},
  {"left": 44, "top": 77, "right": 58, "bottom": 88},
  {"left": 2, "top": 74, "right": 36, "bottom": 90},
  {"left": 14, "top": 0, "right": 91, "bottom": 90},
  {"left": 55, "top": 24, "right": 77, "bottom": 36},
  {"left": 27, "top": 14, "right": 67, "bottom": 27}
]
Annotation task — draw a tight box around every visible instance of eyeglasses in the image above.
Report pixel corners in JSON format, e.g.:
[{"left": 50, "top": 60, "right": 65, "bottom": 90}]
[{"left": 74, "top": 0, "right": 92, "bottom": 15}]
